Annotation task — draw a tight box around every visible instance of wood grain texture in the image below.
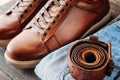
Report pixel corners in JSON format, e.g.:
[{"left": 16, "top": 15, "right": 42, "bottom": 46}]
[
  {"left": 110, "top": 0, "right": 120, "bottom": 17},
  {"left": 0, "top": 47, "right": 40, "bottom": 80},
  {"left": 0, "top": 0, "right": 120, "bottom": 80}
]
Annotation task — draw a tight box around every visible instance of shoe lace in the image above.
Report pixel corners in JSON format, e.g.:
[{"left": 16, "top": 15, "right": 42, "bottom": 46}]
[
  {"left": 11, "top": 0, "right": 37, "bottom": 18},
  {"left": 31, "top": 0, "right": 72, "bottom": 36}
]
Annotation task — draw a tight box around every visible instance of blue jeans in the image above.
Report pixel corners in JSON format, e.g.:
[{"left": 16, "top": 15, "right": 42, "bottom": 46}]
[{"left": 35, "top": 15, "right": 120, "bottom": 80}]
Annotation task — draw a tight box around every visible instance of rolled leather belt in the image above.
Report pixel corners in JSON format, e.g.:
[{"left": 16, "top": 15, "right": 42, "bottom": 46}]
[{"left": 68, "top": 35, "right": 114, "bottom": 80}]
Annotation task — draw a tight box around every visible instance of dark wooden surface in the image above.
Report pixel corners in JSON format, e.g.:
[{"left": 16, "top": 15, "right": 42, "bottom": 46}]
[{"left": 0, "top": 0, "right": 120, "bottom": 80}]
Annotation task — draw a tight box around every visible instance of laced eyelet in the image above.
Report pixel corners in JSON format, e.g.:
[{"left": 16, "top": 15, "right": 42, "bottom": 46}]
[
  {"left": 43, "top": 32, "right": 47, "bottom": 36},
  {"left": 52, "top": 20, "right": 56, "bottom": 24},
  {"left": 51, "top": 1, "right": 55, "bottom": 5},
  {"left": 47, "top": 27, "right": 51, "bottom": 30},
  {"left": 66, "top": 3, "right": 69, "bottom": 7},
  {"left": 29, "top": 4, "right": 33, "bottom": 7},
  {"left": 61, "top": 8, "right": 65, "bottom": 12},
  {"left": 24, "top": 9, "right": 28, "bottom": 13},
  {"left": 34, "top": 0, "right": 36, "bottom": 2},
  {"left": 56, "top": 15, "right": 60, "bottom": 18},
  {"left": 32, "top": 0, "right": 71, "bottom": 35},
  {"left": 20, "top": 14, "right": 24, "bottom": 18}
]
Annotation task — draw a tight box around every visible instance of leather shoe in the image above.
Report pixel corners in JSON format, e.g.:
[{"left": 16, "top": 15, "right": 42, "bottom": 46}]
[
  {"left": 5, "top": 0, "right": 111, "bottom": 68},
  {"left": 0, "top": 0, "right": 48, "bottom": 46}
]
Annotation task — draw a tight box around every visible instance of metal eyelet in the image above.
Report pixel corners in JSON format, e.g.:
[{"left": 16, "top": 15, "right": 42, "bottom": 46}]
[
  {"left": 29, "top": 4, "right": 33, "bottom": 7},
  {"left": 61, "top": 8, "right": 65, "bottom": 12},
  {"left": 24, "top": 9, "right": 28, "bottom": 13},
  {"left": 47, "top": 27, "right": 51, "bottom": 30},
  {"left": 20, "top": 14, "right": 24, "bottom": 18},
  {"left": 66, "top": 3, "right": 69, "bottom": 7},
  {"left": 52, "top": 20, "right": 56, "bottom": 24},
  {"left": 43, "top": 32, "right": 47, "bottom": 36},
  {"left": 56, "top": 15, "right": 60, "bottom": 18}
]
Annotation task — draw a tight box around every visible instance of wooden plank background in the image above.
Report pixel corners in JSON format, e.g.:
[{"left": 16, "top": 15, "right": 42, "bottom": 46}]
[{"left": 0, "top": 0, "right": 120, "bottom": 80}]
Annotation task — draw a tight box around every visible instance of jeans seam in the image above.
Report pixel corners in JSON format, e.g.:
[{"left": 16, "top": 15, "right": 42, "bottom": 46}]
[
  {"left": 60, "top": 66, "right": 69, "bottom": 80},
  {"left": 112, "top": 65, "right": 120, "bottom": 80},
  {"left": 113, "top": 71, "right": 120, "bottom": 80}
]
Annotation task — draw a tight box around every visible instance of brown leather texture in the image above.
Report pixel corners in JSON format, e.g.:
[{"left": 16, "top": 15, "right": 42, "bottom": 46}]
[
  {"left": 68, "top": 35, "right": 113, "bottom": 80},
  {"left": 5, "top": 0, "right": 110, "bottom": 61},
  {"left": 0, "top": 0, "right": 48, "bottom": 39}
]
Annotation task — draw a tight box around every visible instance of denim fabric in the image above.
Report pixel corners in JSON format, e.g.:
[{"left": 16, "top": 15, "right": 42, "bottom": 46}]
[{"left": 35, "top": 15, "right": 120, "bottom": 80}]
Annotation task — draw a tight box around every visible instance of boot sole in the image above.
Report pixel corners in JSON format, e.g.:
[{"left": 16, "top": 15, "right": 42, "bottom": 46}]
[
  {"left": 4, "top": 52, "right": 41, "bottom": 68},
  {"left": 4, "top": 11, "right": 111, "bottom": 69}
]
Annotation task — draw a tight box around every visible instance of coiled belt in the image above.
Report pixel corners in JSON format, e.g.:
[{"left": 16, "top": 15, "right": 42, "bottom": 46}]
[{"left": 68, "top": 35, "right": 114, "bottom": 80}]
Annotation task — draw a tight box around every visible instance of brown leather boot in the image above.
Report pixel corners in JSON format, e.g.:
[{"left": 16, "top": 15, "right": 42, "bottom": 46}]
[
  {"left": 0, "top": 0, "right": 48, "bottom": 46},
  {"left": 4, "top": 0, "right": 111, "bottom": 68}
]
